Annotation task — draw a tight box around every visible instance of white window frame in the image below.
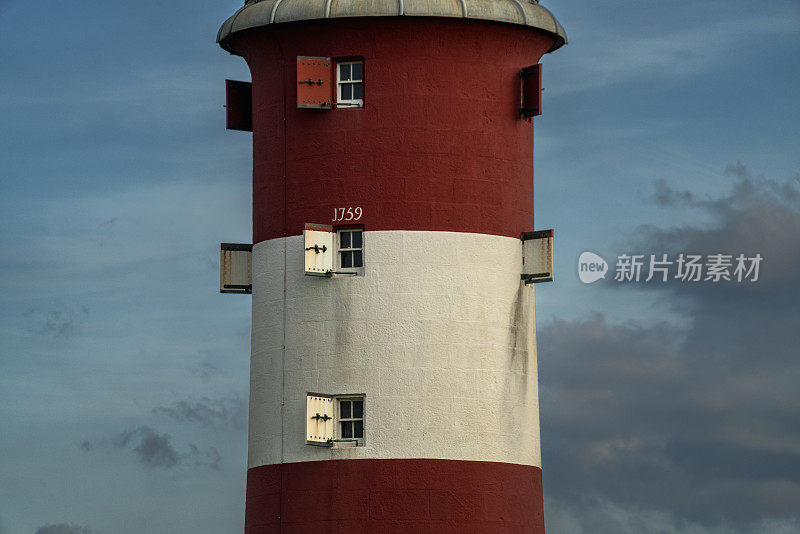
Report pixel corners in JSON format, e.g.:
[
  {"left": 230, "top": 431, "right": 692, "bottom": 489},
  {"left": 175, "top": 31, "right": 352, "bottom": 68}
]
[
  {"left": 336, "top": 60, "right": 363, "bottom": 108},
  {"left": 335, "top": 227, "right": 364, "bottom": 275},
  {"left": 335, "top": 395, "right": 365, "bottom": 446}
]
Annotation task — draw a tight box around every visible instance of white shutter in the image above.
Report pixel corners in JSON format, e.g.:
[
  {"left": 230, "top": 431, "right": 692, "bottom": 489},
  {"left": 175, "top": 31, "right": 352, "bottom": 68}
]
[
  {"left": 521, "top": 230, "right": 554, "bottom": 284},
  {"left": 304, "top": 224, "right": 334, "bottom": 276},
  {"left": 306, "top": 393, "right": 334, "bottom": 445},
  {"left": 220, "top": 243, "right": 252, "bottom": 293}
]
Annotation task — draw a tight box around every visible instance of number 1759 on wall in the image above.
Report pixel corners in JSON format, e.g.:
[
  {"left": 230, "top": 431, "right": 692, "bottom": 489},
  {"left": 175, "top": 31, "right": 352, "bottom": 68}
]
[{"left": 333, "top": 207, "right": 362, "bottom": 222}]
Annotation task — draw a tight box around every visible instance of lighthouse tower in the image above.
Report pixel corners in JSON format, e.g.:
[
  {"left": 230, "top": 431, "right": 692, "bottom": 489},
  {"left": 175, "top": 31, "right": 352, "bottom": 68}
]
[{"left": 217, "top": 1, "right": 565, "bottom": 532}]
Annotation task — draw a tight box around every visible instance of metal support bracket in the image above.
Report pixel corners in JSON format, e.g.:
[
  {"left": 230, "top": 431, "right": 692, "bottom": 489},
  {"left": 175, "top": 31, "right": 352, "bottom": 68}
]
[{"left": 325, "top": 438, "right": 359, "bottom": 447}]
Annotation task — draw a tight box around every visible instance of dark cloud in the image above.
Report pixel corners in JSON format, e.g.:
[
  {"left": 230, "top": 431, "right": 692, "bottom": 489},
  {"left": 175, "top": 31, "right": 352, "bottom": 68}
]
[
  {"left": 636, "top": 164, "right": 800, "bottom": 268},
  {"left": 35, "top": 524, "right": 92, "bottom": 534},
  {"left": 541, "top": 167, "right": 800, "bottom": 532},
  {"left": 112, "top": 426, "right": 180, "bottom": 469},
  {"left": 652, "top": 178, "right": 694, "bottom": 207},
  {"left": 25, "top": 306, "right": 88, "bottom": 340},
  {"left": 84, "top": 426, "right": 223, "bottom": 471},
  {"left": 192, "top": 361, "right": 223, "bottom": 382},
  {"left": 152, "top": 396, "right": 246, "bottom": 429}
]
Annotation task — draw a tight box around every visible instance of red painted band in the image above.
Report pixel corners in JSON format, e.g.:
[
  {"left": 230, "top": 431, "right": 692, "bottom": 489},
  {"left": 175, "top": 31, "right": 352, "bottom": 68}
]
[
  {"left": 245, "top": 458, "right": 544, "bottom": 533},
  {"left": 226, "top": 18, "right": 555, "bottom": 244}
]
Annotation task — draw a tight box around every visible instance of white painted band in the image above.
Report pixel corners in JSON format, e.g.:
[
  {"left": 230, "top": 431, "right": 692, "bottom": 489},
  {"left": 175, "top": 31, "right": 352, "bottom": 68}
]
[{"left": 248, "top": 231, "right": 541, "bottom": 468}]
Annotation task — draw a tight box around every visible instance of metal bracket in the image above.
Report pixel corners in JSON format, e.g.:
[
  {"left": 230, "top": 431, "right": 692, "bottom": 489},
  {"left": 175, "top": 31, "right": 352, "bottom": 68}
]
[
  {"left": 521, "top": 273, "right": 553, "bottom": 285},
  {"left": 221, "top": 284, "right": 253, "bottom": 294},
  {"left": 325, "top": 438, "right": 359, "bottom": 447},
  {"left": 311, "top": 413, "right": 331, "bottom": 422},
  {"left": 299, "top": 78, "right": 325, "bottom": 86},
  {"left": 305, "top": 244, "right": 327, "bottom": 253},
  {"left": 521, "top": 230, "right": 553, "bottom": 241}
]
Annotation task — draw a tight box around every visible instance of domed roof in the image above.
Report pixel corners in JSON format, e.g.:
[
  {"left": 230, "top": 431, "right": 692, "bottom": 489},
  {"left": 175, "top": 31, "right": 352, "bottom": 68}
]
[{"left": 218, "top": 0, "right": 566, "bottom": 53}]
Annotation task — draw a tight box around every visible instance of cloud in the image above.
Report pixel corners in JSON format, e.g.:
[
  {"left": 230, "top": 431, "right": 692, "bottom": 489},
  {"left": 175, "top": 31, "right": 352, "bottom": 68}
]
[
  {"left": 112, "top": 426, "right": 180, "bottom": 469},
  {"left": 546, "top": 498, "right": 800, "bottom": 534},
  {"left": 35, "top": 525, "right": 92, "bottom": 534},
  {"left": 652, "top": 178, "right": 695, "bottom": 207},
  {"left": 630, "top": 163, "right": 800, "bottom": 294},
  {"left": 549, "top": 6, "right": 799, "bottom": 95},
  {"left": 83, "top": 426, "right": 223, "bottom": 471},
  {"left": 152, "top": 396, "right": 246, "bottom": 429},
  {"left": 190, "top": 361, "right": 224, "bottom": 382},
  {"left": 24, "top": 306, "right": 89, "bottom": 340},
  {"left": 540, "top": 167, "right": 800, "bottom": 532}
]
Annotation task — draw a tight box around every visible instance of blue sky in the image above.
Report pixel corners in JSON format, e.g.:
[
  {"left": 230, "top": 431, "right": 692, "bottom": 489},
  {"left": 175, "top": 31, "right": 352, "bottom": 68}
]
[{"left": 1, "top": 1, "right": 799, "bottom": 533}]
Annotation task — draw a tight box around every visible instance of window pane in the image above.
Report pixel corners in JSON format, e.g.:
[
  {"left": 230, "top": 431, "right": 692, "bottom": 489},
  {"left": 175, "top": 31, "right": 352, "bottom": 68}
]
[
  {"left": 341, "top": 83, "right": 352, "bottom": 100},
  {"left": 352, "top": 400, "right": 363, "bottom": 418},
  {"left": 341, "top": 421, "right": 353, "bottom": 439},
  {"left": 340, "top": 231, "right": 351, "bottom": 248},
  {"left": 352, "top": 62, "right": 363, "bottom": 81},
  {"left": 354, "top": 420, "right": 363, "bottom": 439},
  {"left": 353, "top": 250, "right": 363, "bottom": 268},
  {"left": 352, "top": 230, "right": 362, "bottom": 249},
  {"left": 340, "top": 401, "right": 351, "bottom": 419},
  {"left": 341, "top": 251, "right": 352, "bottom": 268},
  {"left": 339, "top": 63, "right": 351, "bottom": 81},
  {"left": 353, "top": 82, "right": 363, "bottom": 100}
]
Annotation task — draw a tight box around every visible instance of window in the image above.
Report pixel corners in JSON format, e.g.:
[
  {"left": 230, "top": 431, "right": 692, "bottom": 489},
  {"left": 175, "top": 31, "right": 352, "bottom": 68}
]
[
  {"left": 306, "top": 393, "right": 365, "bottom": 447},
  {"left": 336, "top": 61, "right": 363, "bottom": 108},
  {"left": 337, "top": 228, "right": 363, "bottom": 272},
  {"left": 337, "top": 396, "right": 364, "bottom": 445},
  {"left": 303, "top": 224, "right": 365, "bottom": 277}
]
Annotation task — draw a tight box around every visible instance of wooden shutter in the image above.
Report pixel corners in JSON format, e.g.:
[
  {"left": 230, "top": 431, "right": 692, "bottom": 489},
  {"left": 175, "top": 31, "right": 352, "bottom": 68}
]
[
  {"left": 225, "top": 80, "right": 252, "bottom": 131},
  {"left": 304, "top": 224, "right": 334, "bottom": 276},
  {"left": 520, "top": 64, "right": 542, "bottom": 119},
  {"left": 306, "top": 394, "right": 334, "bottom": 445},
  {"left": 297, "top": 56, "right": 333, "bottom": 109},
  {"left": 521, "top": 230, "right": 554, "bottom": 284},
  {"left": 220, "top": 243, "right": 253, "bottom": 293}
]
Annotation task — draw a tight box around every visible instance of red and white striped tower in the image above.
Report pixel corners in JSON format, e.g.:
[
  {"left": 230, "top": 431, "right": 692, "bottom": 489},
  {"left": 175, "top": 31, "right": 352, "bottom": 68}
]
[{"left": 218, "top": 1, "right": 565, "bottom": 532}]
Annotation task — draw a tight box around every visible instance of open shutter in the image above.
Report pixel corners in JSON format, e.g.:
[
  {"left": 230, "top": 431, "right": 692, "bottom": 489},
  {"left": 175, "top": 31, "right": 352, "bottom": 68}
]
[
  {"left": 520, "top": 64, "right": 542, "bottom": 119},
  {"left": 225, "top": 80, "right": 252, "bottom": 131},
  {"left": 297, "top": 57, "right": 332, "bottom": 109},
  {"left": 304, "top": 223, "right": 334, "bottom": 276},
  {"left": 220, "top": 243, "right": 253, "bottom": 293},
  {"left": 521, "top": 230, "right": 554, "bottom": 284},
  {"left": 306, "top": 393, "right": 334, "bottom": 445}
]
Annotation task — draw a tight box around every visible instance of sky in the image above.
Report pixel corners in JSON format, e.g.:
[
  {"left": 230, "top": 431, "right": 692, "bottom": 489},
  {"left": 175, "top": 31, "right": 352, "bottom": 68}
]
[{"left": 1, "top": 1, "right": 799, "bottom": 533}]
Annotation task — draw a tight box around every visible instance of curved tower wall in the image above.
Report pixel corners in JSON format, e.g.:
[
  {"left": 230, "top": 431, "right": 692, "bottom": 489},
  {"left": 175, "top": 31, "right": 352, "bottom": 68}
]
[{"left": 221, "top": 13, "right": 560, "bottom": 534}]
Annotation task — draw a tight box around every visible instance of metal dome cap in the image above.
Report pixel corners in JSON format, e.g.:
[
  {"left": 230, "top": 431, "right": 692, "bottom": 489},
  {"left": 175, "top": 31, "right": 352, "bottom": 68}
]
[{"left": 218, "top": 0, "right": 567, "bottom": 53}]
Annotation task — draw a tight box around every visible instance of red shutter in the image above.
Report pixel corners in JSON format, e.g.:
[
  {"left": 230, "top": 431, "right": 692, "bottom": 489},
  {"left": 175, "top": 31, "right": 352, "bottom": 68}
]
[
  {"left": 297, "top": 56, "right": 333, "bottom": 109},
  {"left": 520, "top": 64, "right": 542, "bottom": 119},
  {"left": 225, "top": 80, "right": 252, "bottom": 131}
]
